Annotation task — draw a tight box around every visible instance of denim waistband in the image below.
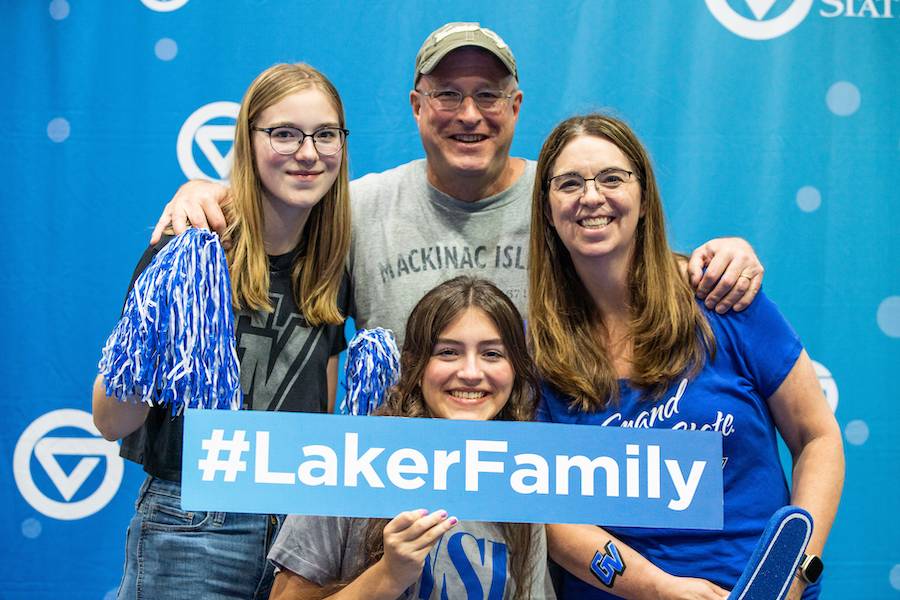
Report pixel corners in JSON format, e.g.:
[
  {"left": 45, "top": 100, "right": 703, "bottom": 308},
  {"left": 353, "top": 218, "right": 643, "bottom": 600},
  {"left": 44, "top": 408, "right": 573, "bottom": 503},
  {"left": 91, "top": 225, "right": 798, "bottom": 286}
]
[{"left": 138, "top": 475, "right": 285, "bottom": 519}]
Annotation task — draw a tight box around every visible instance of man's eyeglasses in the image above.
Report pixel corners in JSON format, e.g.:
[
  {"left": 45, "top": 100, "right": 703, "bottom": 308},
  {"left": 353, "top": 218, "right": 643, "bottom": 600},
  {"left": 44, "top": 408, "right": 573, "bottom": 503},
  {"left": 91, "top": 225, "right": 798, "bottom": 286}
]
[
  {"left": 548, "top": 168, "right": 636, "bottom": 198},
  {"left": 252, "top": 125, "right": 349, "bottom": 156},
  {"left": 416, "top": 89, "right": 515, "bottom": 113}
]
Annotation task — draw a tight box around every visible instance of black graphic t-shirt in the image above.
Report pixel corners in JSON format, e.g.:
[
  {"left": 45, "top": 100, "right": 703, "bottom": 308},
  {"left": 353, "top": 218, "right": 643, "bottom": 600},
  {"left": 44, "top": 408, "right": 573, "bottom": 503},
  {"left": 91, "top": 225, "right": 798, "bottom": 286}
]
[{"left": 118, "top": 237, "right": 348, "bottom": 482}]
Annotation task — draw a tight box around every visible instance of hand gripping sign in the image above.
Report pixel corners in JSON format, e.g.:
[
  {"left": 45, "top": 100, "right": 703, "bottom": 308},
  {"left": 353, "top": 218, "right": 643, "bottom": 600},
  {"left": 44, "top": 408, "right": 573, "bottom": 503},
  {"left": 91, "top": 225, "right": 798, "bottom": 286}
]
[{"left": 182, "top": 412, "right": 723, "bottom": 528}]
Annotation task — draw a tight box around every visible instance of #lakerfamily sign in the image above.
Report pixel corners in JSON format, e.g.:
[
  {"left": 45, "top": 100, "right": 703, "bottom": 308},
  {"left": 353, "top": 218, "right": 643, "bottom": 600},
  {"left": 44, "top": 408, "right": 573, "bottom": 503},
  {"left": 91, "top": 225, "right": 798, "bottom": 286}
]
[{"left": 182, "top": 412, "right": 723, "bottom": 528}]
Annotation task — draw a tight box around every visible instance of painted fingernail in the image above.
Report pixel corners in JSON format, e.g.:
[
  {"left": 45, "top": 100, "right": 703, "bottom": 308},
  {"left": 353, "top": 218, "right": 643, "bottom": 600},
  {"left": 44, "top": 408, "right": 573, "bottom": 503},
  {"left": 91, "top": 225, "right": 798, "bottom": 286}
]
[
  {"left": 418, "top": 509, "right": 429, "bottom": 516},
  {"left": 449, "top": 517, "right": 458, "bottom": 525},
  {"left": 439, "top": 510, "right": 448, "bottom": 519}
]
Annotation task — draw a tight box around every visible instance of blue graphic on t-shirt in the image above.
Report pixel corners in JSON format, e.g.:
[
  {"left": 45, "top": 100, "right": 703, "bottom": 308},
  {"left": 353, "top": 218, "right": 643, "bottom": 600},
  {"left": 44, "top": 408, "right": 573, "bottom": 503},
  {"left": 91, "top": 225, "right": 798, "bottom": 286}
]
[
  {"left": 419, "top": 531, "right": 508, "bottom": 599},
  {"left": 538, "top": 292, "right": 808, "bottom": 598}
]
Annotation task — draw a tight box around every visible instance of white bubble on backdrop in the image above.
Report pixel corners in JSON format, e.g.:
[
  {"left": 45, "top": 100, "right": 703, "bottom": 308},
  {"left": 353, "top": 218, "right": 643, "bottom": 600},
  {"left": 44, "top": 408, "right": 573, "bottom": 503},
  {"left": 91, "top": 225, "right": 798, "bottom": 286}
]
[
  {"left": 826, "top": 81, "right": 861, "bottom": 116},
  {"left": 890, "top": 564, "right": 900, "bottom": 591},
  {"left": 155, "top": 38, "right": 178, "bottom": 61},
  {"left": 844, "top": 420, "right": 869, "bottom": 445},
  {"left": 876, "top": 296, "right": 900, "bottom": 338},
  {"left": 796, "top": 186, "right": 821, "bottom": 212},
  {"left": 48, "top": 0, "right": 69, "bottom": 20},
  {"left": 47, "top": 117, "right": 70, "bottom": 143},
  {"left": 21, "top": 518, "right": 42, "bottom": 539}
]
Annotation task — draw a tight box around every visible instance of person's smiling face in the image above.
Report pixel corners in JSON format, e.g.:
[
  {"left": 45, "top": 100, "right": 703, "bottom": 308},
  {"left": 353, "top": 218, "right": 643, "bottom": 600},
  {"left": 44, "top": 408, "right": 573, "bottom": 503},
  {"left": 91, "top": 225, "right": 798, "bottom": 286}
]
[
  {"left": 252, "top": 87, "right": 342, "bottom": 216},
  {"left": 421, "top": 306, "right": 514, "bottom": 421},
  {"left": 411, "top": 47, "right": 522, "bottom": 192},
  {"left": 548, "top": 134, "right": 643, "bottom": 268}
]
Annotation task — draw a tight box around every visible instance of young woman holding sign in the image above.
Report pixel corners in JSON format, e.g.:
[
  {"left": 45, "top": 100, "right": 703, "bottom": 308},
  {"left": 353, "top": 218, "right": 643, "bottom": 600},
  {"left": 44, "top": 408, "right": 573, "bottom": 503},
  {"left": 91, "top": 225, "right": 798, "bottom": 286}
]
[
  {"left": 528, "top": 114, "right": 844, "bottom": 599},
  {"left": 91, "top": 63, "right": 351, "bottom": 599},
  {"left": 268, "top": 276, "right": 555, "bottom": 599}
]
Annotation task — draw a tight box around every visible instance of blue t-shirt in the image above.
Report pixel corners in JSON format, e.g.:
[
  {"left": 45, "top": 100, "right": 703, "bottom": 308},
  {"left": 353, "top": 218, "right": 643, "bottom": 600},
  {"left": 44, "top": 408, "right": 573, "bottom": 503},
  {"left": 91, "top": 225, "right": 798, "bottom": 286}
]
[{"left": 537, "top": 292, "right": 819, "bottom": 598}]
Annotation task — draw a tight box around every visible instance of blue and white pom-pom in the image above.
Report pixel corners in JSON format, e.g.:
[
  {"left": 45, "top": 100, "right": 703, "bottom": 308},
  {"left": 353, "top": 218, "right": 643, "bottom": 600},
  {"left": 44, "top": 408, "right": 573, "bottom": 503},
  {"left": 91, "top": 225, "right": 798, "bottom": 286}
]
[
  {"left": 98, "top": 229, "right": 242, "bottom": 413},
  {"left": 340, "top": 328, "right": 400, "bottom": 416}
]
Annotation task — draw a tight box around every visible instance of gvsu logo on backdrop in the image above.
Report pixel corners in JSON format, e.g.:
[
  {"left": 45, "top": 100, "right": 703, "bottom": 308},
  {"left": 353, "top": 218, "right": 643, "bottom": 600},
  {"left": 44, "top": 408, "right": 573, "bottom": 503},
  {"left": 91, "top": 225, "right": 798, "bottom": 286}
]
[
  {"left": 176, "top": 101, "right": 239, "bottom": 182},
  {"left": 13, "top": 409, "right": 123, "bottom": 520},
  {"left": 705, "top": 0, "right": 814, "bottom": 39},
  {"left": 141, "top": 0, "right": 190, "bottom": 11}
]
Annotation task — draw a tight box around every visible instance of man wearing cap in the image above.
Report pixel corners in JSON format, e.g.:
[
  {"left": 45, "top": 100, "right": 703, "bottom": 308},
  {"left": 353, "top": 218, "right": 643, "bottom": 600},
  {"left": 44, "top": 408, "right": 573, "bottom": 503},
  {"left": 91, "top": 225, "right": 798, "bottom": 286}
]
[
  {"left": 151, "top": 22, "right": 763, "bottom": 341},
  {"left": 344, "top": 22, "right": 535, "bottom": 339}
]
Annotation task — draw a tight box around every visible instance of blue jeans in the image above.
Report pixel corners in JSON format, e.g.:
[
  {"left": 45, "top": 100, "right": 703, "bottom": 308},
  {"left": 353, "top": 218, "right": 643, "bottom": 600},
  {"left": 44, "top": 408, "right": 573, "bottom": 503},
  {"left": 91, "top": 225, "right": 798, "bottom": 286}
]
[{"left": 116, "top": 476, "right": 283, "bottom": 600}]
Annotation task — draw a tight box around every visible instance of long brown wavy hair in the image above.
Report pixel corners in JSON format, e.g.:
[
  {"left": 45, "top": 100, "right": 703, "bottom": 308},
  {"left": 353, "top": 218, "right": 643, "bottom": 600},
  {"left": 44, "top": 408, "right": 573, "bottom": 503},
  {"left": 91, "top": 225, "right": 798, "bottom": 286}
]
[
  {"left": 357, "top": 277, "right": 541, "bottom": 599},
  {"left": 226, "top": 63, "right": 350, "bottom": 325},
  {"left": 528, "top": 113, "right": 715, "bottom": 411}
]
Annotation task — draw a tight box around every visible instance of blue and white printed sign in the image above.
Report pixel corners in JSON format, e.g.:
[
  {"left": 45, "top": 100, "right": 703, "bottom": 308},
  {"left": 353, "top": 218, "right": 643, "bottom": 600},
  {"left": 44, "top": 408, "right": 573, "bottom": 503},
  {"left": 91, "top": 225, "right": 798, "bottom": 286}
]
[{"left": 182, "top": 411, "right": 723, "bottom": 529}]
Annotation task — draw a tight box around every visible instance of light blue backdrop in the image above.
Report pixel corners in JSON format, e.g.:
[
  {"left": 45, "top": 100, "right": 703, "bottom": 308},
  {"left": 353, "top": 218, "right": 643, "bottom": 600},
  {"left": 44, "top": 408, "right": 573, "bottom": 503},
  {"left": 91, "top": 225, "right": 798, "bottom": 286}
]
[{"left": 2, "top": 1, "right": 898, "bottom": 598}]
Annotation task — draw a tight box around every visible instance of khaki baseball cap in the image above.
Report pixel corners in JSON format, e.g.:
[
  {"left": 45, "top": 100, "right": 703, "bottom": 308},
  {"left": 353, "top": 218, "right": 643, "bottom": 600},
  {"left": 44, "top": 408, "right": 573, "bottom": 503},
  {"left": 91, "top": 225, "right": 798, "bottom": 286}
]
[{"left": 414, "top": 22, "right": 518, "bottom": 84}]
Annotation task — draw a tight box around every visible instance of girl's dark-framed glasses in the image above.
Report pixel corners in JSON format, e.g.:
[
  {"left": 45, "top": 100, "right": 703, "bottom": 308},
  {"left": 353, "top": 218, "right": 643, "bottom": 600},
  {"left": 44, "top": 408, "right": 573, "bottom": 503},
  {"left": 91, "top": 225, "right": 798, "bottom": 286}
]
[{"left": 252, "top": 125, "right": 349, "bottom": 156}]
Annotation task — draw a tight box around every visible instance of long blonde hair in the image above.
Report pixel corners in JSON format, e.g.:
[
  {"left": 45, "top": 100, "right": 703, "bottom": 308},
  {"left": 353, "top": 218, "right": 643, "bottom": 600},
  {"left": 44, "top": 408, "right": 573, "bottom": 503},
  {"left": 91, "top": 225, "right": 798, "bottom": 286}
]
[
  {"left": 226, "top": 63, "right": 350, "bottom": 325},
  {"left": 528, "top": 113, "right": 714, "bottom": 411}
]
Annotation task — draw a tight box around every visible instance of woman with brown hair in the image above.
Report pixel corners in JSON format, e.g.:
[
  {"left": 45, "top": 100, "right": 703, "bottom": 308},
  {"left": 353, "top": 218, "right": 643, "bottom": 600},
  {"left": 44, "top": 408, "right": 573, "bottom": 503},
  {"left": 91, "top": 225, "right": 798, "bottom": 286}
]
[
  {"left": 528, "top": 114, "right": 843, "bottom": 599},
  {"left": 268, "top": 276, "right": 554, "bottom": 600},
  {"left": 92, "top": 62, "right": 351, "bottom": 599}
]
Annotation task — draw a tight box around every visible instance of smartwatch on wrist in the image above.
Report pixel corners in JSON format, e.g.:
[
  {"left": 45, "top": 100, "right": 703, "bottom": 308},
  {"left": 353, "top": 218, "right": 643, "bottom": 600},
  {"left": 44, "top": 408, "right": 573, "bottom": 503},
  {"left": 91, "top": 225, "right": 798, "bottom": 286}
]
[{"left": 798, "top": 553, "right": 824, "bottom": 584}]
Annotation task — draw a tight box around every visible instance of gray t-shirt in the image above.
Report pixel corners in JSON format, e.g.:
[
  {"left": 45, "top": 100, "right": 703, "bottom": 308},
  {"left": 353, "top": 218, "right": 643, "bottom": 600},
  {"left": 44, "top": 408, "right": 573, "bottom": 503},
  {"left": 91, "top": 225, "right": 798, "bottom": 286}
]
[
  {"left": 348, "top": 159, "right": 535, "bottom": 344},
  {"left": 268, "top": 515, "right": 555, "bottom": 599}
]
